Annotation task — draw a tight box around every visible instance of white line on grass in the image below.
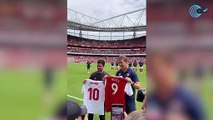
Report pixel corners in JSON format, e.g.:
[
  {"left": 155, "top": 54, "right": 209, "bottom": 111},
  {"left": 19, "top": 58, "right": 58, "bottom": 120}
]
[{"left": 67, "top": 95, "right": 83, "bottom": 101}]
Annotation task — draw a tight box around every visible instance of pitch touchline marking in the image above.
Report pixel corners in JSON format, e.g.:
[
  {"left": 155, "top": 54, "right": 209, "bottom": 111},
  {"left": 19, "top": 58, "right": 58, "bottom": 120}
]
[{"left": 67, "top": 94, "right": 83, "bottom": 101}]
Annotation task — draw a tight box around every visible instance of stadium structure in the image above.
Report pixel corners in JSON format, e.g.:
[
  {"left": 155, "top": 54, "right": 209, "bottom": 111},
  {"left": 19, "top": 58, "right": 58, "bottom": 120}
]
[{"left": 67, "top": 8, "right": 146, "bottom": 63}]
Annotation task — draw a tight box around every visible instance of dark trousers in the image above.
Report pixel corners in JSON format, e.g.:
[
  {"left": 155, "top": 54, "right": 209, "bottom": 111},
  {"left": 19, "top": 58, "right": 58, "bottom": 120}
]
[
  {"left": 88, "top": 113, "right": 105, "bottom": 120},
  {"left": 126, "top": 101, "right": 136, "bottom": 114}
]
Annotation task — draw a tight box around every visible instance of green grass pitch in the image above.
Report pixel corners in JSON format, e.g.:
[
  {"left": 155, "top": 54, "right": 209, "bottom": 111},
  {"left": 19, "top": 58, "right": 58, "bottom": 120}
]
[
  {"left": 1, "top": 63, "right": 212, "bottom": 120},
  {"left": 0, "top": 69, "right": 67, "bottom": 120},
  {"left": 68, "top": 63, "right": 147, "bottom": 120}
]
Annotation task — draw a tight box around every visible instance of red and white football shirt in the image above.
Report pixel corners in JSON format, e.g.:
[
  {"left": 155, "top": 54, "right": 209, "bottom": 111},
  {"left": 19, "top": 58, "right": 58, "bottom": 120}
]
[
  {"left": 105, "top": 76, "right": 133, "bottom": 112},
  {"left": 82, "top": 79, "right": 105, "bottom": 115}
]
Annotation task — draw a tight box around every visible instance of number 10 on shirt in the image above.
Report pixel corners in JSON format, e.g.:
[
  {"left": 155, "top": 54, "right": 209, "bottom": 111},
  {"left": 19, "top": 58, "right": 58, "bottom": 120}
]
[{"left": 88, "top": 88, "right": 99, "bottom": 100}]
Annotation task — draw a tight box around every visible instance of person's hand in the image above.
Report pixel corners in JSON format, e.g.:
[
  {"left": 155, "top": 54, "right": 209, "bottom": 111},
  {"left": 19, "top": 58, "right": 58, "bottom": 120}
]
[
  {"left": 103, "top": 75, "right": 108, "bottom": 81},
  {"left": 103, "top": 75, "right": 109, "bottom": 85},
  {"left": 125, "top": 77, "right": 134, "bottom": 85},
  {"left": 125, "top": 77, "right": 132, "bottom": 83},
  {"left": 141, "top": 96, "right": 147, "bottom": 112},
  {"left": 124, "top": 111, "right": 128, "bottom": 119},
  {"left": 83, "top": 80, "right": 86, "bottom": 84}
]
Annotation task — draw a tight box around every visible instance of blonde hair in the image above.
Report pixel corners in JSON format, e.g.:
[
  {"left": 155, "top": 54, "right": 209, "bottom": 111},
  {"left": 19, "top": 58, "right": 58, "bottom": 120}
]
[{"left": 125, "top": 111, "right": 146, "bottom": 120}]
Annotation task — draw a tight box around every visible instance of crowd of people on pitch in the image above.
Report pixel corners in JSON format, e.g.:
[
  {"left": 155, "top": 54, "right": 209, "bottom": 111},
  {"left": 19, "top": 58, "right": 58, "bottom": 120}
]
[
  {"left": 68, "top": 47, "right": 146, "bottom": 54},
  {"left": 67, "top": 35, "right": 146, "bottom": 48}
]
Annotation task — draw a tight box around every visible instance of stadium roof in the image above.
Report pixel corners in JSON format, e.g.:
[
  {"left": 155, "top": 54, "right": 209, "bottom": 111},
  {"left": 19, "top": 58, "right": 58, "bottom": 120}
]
[{"left": 67, "top": 8, "right": 146, "bottom": 32}]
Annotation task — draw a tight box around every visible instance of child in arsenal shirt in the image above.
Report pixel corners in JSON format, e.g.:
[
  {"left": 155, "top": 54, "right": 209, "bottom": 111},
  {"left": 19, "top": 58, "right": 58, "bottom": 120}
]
[{"left": 105, "top": 76, "right": 133, "bottom": 112}]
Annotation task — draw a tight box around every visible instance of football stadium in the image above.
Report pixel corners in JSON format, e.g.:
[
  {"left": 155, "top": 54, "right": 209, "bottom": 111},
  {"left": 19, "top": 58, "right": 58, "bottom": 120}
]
[{"left": 67, "top": 6, "right": 146, "bottom": 120}]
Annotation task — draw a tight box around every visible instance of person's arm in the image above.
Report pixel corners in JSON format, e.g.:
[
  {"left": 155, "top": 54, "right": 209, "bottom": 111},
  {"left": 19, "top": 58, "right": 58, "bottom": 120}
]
[
  {"left": 132, "top": 82, "right": 141, "bottom": 89},
  {"left": 83, "top": 80, "right": 86, "bottom": 84},
  {"left": 103, "top": 73, "right": 109, "bottom": 84},
  {"left": 141, "top": 96, "right": 147, "bottom": 112},
  {"left": 89, "top": 73, "right": 93, "bottom": 79},
  {"left": 124, "top": 111, "right": 128, "bottom": 120},
  {"left": 83, "top": 114, "right": 88, "bottom": 120},
  {"left": 125, "top": 77, "right": 141, "bottom": 89},
  {"left": 103, "top": 74, "right": 109, "bottom": 80},
  {"left": 132, "top": 71, "right": 141, "bottom": 89}
]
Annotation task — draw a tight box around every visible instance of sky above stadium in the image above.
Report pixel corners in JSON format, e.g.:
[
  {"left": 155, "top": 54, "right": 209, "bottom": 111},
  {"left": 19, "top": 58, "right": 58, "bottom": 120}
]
[
  {"left": 67, "top": 0, "right": 146, "bottom": 20},
  {"left": 67, "top": 0, "right": 146, "bottom": 40}
]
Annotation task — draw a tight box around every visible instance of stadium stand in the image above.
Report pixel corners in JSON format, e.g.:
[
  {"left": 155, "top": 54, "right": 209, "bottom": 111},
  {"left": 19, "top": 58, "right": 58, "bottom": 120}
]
[
  {"left": 68, "top": 47, "right": 145, "bottom": 54},
  {"left": 67, "top": 35, "right": 146, "bottom": 63},
  {"left": 67, "top": 56, "right": 146, "bottom": 63},
  {"left": 67, "top": 8, "right": 146, "bottom": 64},
  {"left": 67, "top": 35, "right": 146, "bottom": 48}
]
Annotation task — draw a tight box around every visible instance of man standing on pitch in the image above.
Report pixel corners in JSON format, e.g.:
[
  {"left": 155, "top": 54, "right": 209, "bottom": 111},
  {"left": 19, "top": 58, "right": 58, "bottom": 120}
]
[
  {"left": 83, "top": 59, "right": 109, "bottom": 120},
  {"left": 116, "top": 55, "right": 141, "bottom": 114},
  {"left": 87, "top": 60, "right": 91, "bottom": 74}
]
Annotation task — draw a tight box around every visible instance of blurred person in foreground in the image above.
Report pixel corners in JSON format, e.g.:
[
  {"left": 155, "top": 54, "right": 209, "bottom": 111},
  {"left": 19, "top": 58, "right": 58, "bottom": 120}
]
[
  {"left": 125, "top": 111, "right": 146, "bottom": 120},
  {"left": 144, "top": 51, "right": 205, "bottom": 120},
  {"left": 67, "top": 100, "right": 87, "bottom": 120},
  {"left": 116, "top": 55, "right": 141, "bottom": 114}
]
